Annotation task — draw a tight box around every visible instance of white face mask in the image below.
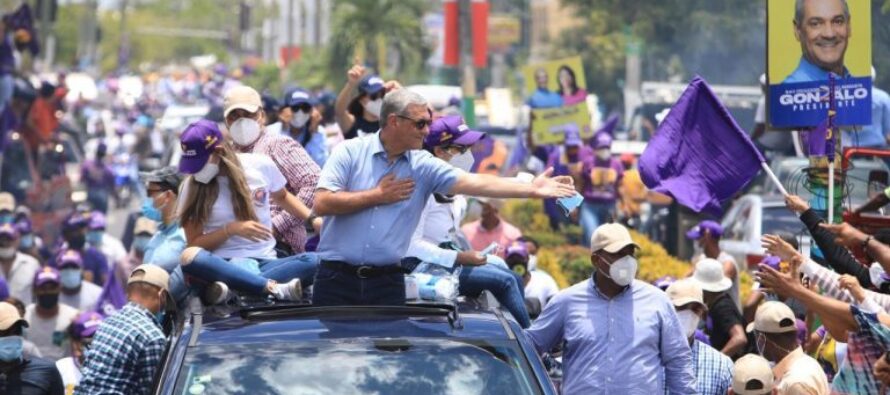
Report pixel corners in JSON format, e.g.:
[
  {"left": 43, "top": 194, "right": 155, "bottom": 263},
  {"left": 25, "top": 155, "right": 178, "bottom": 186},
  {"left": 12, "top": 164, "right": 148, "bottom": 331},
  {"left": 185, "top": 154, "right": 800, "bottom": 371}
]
[
  {"left": 364, "top": 99, "right": 383, "bottom": 117},
  {"left": 0, "top": 246, "right": 14, "bottom": 259},
  {"left": 870, "top": 262, "right": 886, "bottom": 288},
  {"left": 291, "top": 111, "right": 311, "bottom": 128},
  {"left": 229, "top": 118, "right": 262, "bottom": 146},
  {"left": 193, "top": 162, "right": 220, "bottom": 184},
  {"left": 449, "top": 151, "right": 475, "bottom": 172},
  {"left": 676, "top": 309, "right": 701, "bottom": 339},
  {"left": 598, "top": 255, "right": 637, "bottom": 287},
  {"left": 527, "top": 255, "right": 538, "bottom": 271},
  {"left": 596, "top": 148, "right": 611, "bottom": 160}
]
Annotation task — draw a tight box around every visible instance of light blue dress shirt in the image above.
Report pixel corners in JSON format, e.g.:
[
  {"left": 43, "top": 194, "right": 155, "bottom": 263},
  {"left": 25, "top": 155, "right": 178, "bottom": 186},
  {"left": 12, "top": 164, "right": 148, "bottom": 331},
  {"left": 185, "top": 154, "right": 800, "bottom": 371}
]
[
  {"left": 143, "top": 221, "right": 188, "bottom": 304},
  {"left": 843, "top": 87, "right": 890, "bottom": 148},
  {"left": 316, "top": 134, "right": 460, "bottom": 266},
  {"left": 527, "top": 88, "right": 564, "bottom": 109},
  {"left": 289, "top": 126, "right": 329, "bottom": 167},
  {"left": 783, "top": 57, "right": 850, "bottom": 84},
  {"left": 524, "top": 276, "right": 697, "bottom": 394}
]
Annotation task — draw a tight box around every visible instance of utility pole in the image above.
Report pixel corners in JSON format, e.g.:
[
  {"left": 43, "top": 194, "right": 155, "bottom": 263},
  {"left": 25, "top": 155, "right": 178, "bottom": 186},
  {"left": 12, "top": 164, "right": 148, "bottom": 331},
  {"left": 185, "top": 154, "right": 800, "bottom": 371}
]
[
  {"left": 118, "top": 0, "right": 129, "bottom": 72},
  {"left": 459, "top": 0, "right": 475, "bottom": 126},
  {"left": 287, "top": 0, "right": 294, "bottom": 63},
  {"left": 38, "top": 0, "right": 53, "bottom": 71}
]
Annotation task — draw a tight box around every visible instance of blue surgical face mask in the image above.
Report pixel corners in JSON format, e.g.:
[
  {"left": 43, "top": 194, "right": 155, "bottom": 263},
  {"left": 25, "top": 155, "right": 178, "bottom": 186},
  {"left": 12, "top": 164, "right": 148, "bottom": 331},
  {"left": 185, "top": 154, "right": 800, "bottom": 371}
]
[
  {"left": 141, "top": 197, "right": 163, "bottom": 222},
  {"left": 0, "top": 336, "right": 24, "bottom": 362},
  {"left": 60, "top": 268, "right": 83, "bottom": 290},
  {"left": 86, "top": 231, "right": 103, "bottom": 246},
  {"left": 19, "top": 234, "right": 34, "bottom": 249},
  {"left": 132, "top": 236, "right": 151, "bottom": 253},
  {"left": 557, "top": 193, "right": 584, "bottom": 217}
]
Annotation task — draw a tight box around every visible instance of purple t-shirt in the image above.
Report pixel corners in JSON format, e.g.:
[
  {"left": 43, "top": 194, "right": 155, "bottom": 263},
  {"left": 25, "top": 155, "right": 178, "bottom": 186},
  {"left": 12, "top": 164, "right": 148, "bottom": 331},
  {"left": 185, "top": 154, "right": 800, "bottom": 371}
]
[
  {"left": 545, "top": 146, "right": 593, "bottom": 176},
  {"left": 581, "top": 156, "right": 623, "bottom": 202},
  {"left": 80, "top": 160, "right": 115, "bottom": 190}
]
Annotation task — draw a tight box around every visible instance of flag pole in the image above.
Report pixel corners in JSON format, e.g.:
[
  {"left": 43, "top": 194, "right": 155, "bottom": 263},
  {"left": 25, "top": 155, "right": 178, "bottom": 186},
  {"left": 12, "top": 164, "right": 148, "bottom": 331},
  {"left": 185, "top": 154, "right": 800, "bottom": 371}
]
[
  {"left": 827, "top": 74, "right": 837, "bottom": 224},
  {"left": 761, "top": 162, "right": 788, "bottom": 196},
  {"left": 828, "top": 161, "right": 835, "bottom": 224}
]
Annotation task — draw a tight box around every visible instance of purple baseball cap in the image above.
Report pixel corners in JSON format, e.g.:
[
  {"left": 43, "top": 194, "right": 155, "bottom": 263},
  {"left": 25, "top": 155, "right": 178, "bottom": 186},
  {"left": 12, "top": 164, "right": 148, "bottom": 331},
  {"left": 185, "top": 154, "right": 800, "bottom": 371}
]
[
  {"left": 760, "top": 255, "right": 781, "bottom": 271},
  {"left": 63, "top": 212, "right": 90, "bottom": 232},
  {"left": 425, "top": 115, "right": 486, "bottom": 149},
  {"left": 593, "top": 132, "right": 612, "bottom": 149},
  {"left": 34, "top": 266, "right": 61, "bottom": 287},
  {"left": 89, "top": 212, "right": 106, "bottom": 230},
  {"left": 57, "top": 249, "right": 83, "bottom": 268},
  {"left": 653, "top": 275, "right": 676, "bottom": 291},
  {"left": 15, "top": 218, "right": 32, "bottom": 235},
  {"left": 0, "top": 223, "right": 18, "bottom": 239},
  {"left": 70, "top": 311, "right": 104, "bottom": 339},
  {"left": 358, "top": 75, "right": 385, "bottom": 95},
  {"left": 563, "top": 124, "right": 582, "bottom": 147},
  {"left": 505, "top": 241, "right": 529, "bottom": 259},
  {"left": 686, "top": 220, "right": 724, "bottom": 240},
  {"left": 178, "top": 120, "right": 223, "bottom": 174}
]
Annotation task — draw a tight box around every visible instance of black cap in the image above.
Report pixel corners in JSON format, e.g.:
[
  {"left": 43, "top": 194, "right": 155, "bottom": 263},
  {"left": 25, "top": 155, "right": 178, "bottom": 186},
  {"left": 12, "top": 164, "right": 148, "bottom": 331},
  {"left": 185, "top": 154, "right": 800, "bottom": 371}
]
[{"left": 139, "top": 166, "right": 183, "bottom": 192}]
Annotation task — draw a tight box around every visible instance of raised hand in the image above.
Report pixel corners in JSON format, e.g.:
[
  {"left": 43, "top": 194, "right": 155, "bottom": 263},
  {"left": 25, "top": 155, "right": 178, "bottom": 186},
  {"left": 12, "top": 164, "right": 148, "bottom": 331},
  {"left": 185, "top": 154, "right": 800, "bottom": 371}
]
[
  {"left": 531, "top": 168, "right": 577, "bottom": 199},
  {"left": 820, "top": 222, "right": 868, "bottom": 248}
]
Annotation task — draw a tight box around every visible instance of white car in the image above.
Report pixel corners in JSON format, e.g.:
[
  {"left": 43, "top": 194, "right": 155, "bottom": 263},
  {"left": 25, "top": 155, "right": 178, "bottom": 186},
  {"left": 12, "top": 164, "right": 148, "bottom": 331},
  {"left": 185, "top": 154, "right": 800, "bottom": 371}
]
[{"left": 719, "top": 195, "right": 811, "bottom": 271}]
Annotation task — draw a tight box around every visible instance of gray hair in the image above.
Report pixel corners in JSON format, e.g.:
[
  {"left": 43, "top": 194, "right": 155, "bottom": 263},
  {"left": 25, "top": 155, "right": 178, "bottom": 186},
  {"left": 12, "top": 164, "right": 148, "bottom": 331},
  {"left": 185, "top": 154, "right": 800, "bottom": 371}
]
[
  {"left": 794, "top": 0, "right": 849, "bottom": 25},
  {"left": 380, "top": 89, "right": 428, "bottom": 125}
]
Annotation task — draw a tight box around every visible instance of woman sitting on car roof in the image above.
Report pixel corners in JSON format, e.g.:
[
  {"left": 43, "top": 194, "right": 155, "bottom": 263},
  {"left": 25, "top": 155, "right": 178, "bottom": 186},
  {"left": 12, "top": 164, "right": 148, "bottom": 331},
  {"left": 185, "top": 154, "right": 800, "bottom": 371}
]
[{"left": 175, "top": 120, "right": 319, "bottom": 304}]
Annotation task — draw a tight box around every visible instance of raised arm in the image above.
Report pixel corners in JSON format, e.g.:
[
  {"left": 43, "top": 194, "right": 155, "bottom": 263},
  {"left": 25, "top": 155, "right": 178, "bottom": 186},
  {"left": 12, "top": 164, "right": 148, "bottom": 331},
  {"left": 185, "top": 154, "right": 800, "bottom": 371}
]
[
  {"left": 449, "top": 168, "right": 575, "bottom": 199},
  {"left": 335, "top": 62, "right": 365, "bottom": 132}
]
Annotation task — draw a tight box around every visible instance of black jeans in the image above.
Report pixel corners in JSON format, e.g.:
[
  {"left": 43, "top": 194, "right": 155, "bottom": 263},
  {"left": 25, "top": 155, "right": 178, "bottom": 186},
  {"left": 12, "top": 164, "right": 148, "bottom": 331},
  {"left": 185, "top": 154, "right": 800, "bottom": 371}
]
[{"left": 311, "top": 266, "right": 406, "bottom": 306}]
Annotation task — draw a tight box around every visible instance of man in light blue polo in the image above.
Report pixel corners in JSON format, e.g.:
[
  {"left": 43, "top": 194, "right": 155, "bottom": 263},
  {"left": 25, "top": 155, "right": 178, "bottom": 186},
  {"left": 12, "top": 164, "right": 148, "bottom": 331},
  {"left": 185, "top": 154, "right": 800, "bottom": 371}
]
[
  {"left": 311, "top": 89, "right": 576, "bottom": 306},
  {"left": 524, "top": 223, "right": 696, "bottom": 394},
  {"left": 783, "top": 0, "right": 851, "bottom": 84}
]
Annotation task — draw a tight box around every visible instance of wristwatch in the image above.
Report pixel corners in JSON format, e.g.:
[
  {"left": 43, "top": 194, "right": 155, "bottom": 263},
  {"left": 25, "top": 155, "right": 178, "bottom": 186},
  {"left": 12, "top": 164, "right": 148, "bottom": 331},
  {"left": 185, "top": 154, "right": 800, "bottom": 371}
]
[{"left": 305, "top": 213, "right": 319, "bottom": 233}]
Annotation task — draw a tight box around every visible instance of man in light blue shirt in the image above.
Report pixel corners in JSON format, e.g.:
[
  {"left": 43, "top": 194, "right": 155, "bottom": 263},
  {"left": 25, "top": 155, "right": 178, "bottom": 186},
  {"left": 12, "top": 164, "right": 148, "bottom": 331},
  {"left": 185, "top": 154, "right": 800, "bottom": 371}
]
[
  {"left": 524, "top": 223, "right": 696, "bottom": 394},
  {"left": 312, "top": 89, "right": 576, "bottom": 306},
  {"left": 139, "top": 167, "right": 188, "bottom": 306},
  {"left": 527, "top": 68, "right": 563, "bottom": 109},
  {"left": 842, "top": 68, "right": 890, "bottom": 148}
]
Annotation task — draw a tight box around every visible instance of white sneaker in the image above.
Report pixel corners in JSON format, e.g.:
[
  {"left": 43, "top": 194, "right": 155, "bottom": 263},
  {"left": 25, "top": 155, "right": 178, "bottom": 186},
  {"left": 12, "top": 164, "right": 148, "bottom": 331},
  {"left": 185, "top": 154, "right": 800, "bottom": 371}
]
[
  {"left": 271, "top": 278, "right": 302, "bottom": 301},
  {"left": 203, "top": 281, "right": 230, "bottom": 305}
]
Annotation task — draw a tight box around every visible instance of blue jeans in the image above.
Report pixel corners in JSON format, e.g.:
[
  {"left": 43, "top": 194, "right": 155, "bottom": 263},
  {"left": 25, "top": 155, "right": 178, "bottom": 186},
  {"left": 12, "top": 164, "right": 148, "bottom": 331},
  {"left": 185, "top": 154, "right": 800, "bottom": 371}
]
[
  {"left": 312, "top": 265, "right": 406, "bottom": 306},
  {"left": 182, "top": 250, "right": 319, "bottom": 295},
  {"left": 580, "top": 200, "right": 615, "bottom": 247},
  {"left": 459, "top": 265, "right": 531, "bottom": 328}
]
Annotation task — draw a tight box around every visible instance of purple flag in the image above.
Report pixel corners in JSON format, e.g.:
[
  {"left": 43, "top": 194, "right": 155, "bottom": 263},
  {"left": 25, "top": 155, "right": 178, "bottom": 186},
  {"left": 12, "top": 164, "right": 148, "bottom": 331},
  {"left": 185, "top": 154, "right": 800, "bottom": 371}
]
[
  {"left": 95, "top": 265, "right": 127, "bottom": 316},
  {"left": 595, "top": 114, "right": 620, "bottom": 136},
  {"left": 639, "top": 76, "right": 765, "bottom": 216}
]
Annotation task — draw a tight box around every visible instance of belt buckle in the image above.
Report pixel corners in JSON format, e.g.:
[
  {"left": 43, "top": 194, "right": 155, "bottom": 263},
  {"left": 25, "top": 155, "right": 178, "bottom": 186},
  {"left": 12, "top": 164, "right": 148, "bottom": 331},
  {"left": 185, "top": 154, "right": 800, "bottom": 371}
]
[{"left": 356, "top": 265, "right": 372, "bottom": 279}]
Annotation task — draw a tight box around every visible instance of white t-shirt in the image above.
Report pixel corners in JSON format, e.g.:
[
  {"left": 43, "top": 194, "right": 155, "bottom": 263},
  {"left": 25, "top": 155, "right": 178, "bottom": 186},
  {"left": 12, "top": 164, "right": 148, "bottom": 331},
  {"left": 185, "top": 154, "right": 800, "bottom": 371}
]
[
  {"left": 525, "top": 270, "right": 559, "bottom": 307},
  {"left": 180, "top": 153, "right": 287, "bottom": 259},
  {"left": 96, "top": 234, "right": 128, "bottom": 268},
  {"left": 59, "top": 281, "right": 103, "bottom": 312},
  {"left": 24, "top": 303, "right": 80, "bottom": 361},
  {"left": 56, "top": 356, "right": 82, "bottom": 393},
  {"left": 1, "top": 252, "right": 40, "bottom": 305}
]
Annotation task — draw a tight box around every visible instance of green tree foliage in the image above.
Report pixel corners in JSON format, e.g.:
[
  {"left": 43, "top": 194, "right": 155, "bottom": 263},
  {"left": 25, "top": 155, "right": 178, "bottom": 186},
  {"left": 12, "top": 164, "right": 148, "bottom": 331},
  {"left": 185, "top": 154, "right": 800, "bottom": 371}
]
[{"left": 327, "top": 0, "right": 432, "bottom": 83}]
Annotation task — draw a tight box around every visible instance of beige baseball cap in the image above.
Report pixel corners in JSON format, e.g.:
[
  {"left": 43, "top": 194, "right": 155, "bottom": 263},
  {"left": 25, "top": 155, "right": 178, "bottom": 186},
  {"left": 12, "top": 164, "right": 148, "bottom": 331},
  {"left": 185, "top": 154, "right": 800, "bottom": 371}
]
[
  {"left": 0, "top": 192, "right": 15, "bottom": 212},
  {"left": 746, "top": 301, "right": 797, "bottom": 334},
  {"left": 732, "top": 354, "right": 775, "bottom": 395},
  {"left": 0, "top": 301, "right": 28, "bottom": 331},
  {"left": 128, "top": 264, "right": 170, "bottom": 293},
  {"left": 590, "top": 223, "right": 639, "bottom": 253},
  {"left": 134, "top": 217, "right": 158, "bottom": 236},
  {"left": 223, "top": 85, "right": 262, "bottom": 118},
  {"left": 665, "top": 278, "right": 705, "bottom": 309}
]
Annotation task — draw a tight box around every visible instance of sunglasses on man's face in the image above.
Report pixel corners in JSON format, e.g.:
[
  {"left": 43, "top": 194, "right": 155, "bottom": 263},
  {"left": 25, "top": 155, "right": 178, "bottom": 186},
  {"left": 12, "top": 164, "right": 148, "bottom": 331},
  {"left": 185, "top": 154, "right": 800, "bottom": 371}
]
[
  {"left": 291, "top": 104, "right": 312, "bottom": 113},
  {"left": 397, "top": 115, "right": 431, "bottom": 130}
]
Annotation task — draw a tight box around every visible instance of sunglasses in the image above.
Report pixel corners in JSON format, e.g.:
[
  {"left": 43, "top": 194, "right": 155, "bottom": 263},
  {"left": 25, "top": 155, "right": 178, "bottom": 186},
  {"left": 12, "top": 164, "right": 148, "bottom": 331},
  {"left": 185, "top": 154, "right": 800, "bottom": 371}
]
[
  {"left": 397, "top": 115, "right": 431, "bottom": 130},
  {"left": 290, "top": 103, "right": 312, "bottom": 113},
  {"left": 443, "top": 145, "right": 471, "bottom": 154}
]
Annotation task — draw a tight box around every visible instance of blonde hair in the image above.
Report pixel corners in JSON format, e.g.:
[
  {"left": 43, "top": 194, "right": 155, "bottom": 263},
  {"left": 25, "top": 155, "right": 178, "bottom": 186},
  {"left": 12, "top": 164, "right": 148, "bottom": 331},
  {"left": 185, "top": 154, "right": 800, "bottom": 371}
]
[{"left": 178, "top": 143, "right": 258, "bottom": 229}]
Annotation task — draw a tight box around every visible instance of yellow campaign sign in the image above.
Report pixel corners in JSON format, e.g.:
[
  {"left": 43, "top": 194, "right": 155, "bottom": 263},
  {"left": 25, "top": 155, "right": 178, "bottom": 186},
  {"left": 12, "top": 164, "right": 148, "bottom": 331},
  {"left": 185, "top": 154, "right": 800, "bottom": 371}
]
[
  {"left": 530, "top": 104, "right": 593, "bottom": 145},
  {"left": 522, "top": 56, "right": 587, "bottom": 101}
]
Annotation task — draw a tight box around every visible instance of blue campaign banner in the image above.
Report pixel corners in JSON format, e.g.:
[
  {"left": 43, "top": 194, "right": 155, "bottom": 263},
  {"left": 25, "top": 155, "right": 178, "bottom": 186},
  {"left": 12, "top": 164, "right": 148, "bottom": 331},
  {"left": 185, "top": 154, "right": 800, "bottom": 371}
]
[{"left": 769, "top": 77, "right": 872, "bottom": 128}]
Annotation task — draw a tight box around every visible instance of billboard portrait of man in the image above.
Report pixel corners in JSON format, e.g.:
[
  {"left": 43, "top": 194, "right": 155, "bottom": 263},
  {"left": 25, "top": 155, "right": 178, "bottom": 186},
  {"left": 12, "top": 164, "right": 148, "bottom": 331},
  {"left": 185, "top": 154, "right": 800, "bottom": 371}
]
[{"left": 783, "top": 0, "right": 851, "bottom": 83}]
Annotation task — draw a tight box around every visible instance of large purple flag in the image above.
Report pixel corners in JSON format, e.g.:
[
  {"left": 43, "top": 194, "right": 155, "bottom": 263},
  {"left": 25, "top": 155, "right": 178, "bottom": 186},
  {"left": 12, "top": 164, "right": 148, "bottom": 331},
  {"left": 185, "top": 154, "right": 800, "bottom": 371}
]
[
  {"left": 639, "top": 76, "right": 765, "bottom": 216},
  {"left": 95, "top": 265, "right": 127, "bottom": 316}
]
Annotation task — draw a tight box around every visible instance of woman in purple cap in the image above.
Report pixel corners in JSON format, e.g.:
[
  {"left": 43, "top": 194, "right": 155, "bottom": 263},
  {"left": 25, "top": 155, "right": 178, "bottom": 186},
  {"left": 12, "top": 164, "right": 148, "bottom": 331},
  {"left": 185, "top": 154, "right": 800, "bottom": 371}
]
[
  {"left": 56, "top": 311, "right": 104, "bottom": 392},
  {"left": 404, "top": 115, "right": 532, "bottom": 328},
  {"left": 176, "top": 120, "right": 321, "bottom": 303}
]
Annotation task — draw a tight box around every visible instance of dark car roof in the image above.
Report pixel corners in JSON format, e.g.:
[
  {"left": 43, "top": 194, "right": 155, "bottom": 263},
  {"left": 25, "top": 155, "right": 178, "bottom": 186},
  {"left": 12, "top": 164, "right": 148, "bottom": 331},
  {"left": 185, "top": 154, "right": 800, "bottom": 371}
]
[{"left": 186, "top": 301, "right": 518, "bottom": 346}]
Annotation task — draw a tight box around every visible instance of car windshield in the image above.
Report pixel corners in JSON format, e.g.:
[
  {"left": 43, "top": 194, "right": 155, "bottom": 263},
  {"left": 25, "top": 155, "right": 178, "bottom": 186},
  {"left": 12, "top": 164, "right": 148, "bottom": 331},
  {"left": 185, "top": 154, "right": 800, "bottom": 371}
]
[{"left": 173, "top": 338, "right": 543, "bottom": 395}]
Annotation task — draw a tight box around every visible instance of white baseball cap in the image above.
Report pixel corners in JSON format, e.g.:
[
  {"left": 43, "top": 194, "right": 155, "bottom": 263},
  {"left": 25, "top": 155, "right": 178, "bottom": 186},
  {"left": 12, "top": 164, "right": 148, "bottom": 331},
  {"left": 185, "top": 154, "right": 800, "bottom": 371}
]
[{"left": 692, "top": 258, "right": 732, "bottom": 293}]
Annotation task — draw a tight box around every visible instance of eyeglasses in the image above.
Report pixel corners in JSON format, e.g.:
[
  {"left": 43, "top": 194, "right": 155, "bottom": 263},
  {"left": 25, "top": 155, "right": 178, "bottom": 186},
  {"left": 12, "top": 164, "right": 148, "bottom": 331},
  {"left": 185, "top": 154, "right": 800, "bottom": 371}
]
[
  {"left": 443, "top": 145, "right": 471, "bottom": 154},
  {"left": 290, "top": 103, "right": 312, "bottom": 113},
  {"left": 397, "top": 115, "right": 432, "bottom": 130}
]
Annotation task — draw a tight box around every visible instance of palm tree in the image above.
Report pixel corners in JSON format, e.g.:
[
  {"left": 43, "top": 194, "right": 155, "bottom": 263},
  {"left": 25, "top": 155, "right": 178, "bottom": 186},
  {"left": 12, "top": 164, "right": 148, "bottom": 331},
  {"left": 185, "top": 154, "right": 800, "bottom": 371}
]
[{"left": 327, "top": 0, "right": 432, "bottom": 82}]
